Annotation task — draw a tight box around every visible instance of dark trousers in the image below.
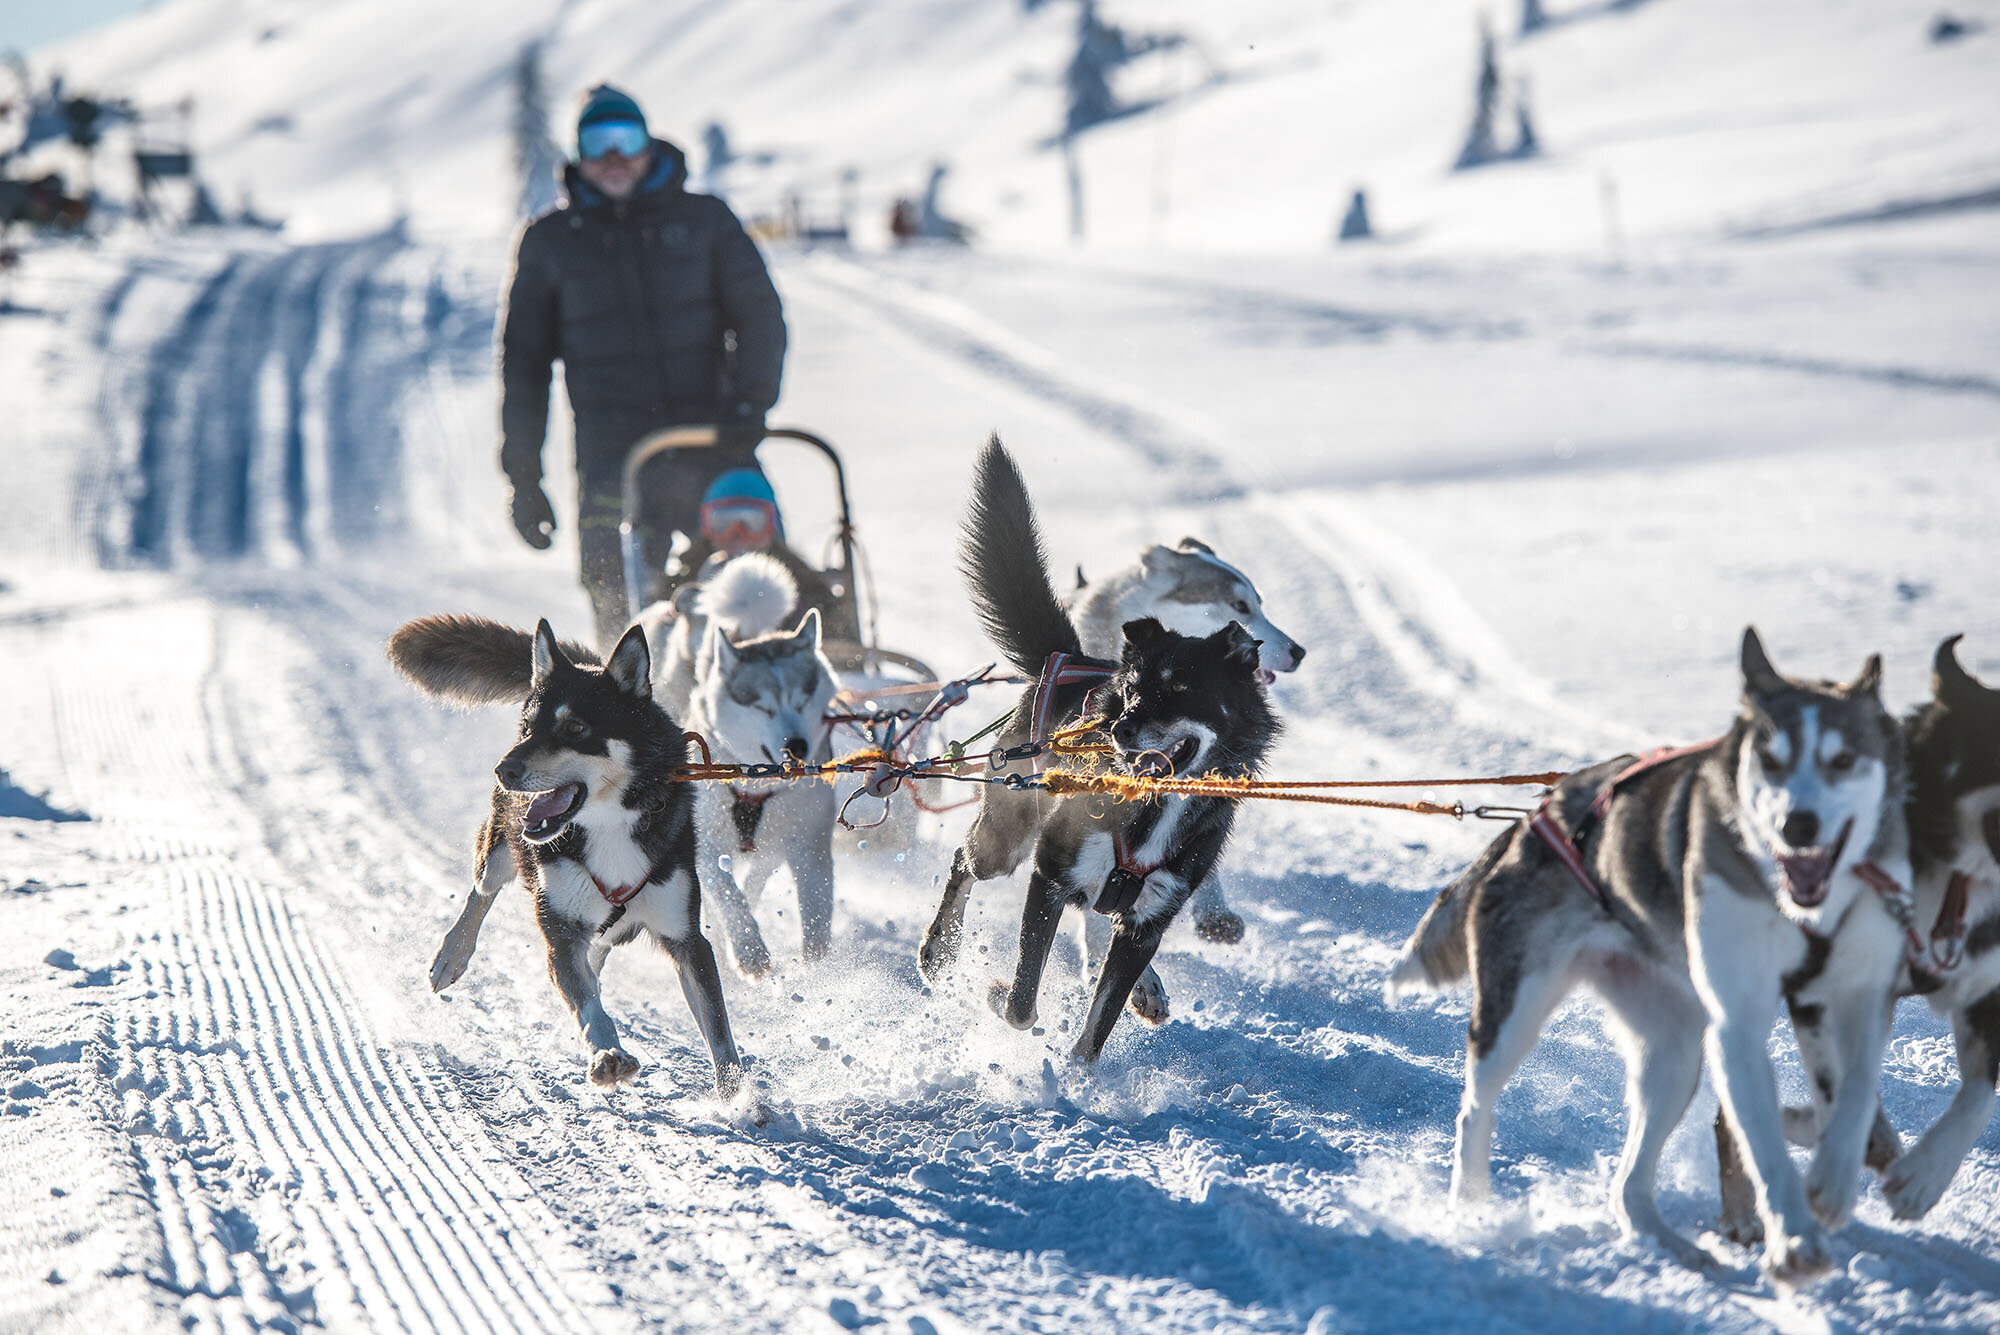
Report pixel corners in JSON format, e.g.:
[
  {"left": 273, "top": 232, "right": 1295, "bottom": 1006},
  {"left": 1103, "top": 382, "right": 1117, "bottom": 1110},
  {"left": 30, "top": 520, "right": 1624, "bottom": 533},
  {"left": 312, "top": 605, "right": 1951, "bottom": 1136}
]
[{"left": 574, "top": 440, "right": 760, "bottom": 650}]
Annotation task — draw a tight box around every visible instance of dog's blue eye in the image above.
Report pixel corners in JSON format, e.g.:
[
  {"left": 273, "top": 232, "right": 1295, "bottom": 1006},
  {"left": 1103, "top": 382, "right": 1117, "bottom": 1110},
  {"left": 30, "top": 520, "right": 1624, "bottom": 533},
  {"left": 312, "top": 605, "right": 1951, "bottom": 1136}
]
[{"left": 559, "top": 718, "right": 589, "bottom": 740}]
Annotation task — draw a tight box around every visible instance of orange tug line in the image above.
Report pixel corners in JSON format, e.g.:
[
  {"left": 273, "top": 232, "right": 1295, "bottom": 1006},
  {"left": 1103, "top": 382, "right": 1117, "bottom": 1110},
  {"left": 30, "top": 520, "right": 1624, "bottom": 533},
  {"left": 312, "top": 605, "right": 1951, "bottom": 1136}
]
[{"left": 668, "top": 726, "right": 1563, "bottom": 819}]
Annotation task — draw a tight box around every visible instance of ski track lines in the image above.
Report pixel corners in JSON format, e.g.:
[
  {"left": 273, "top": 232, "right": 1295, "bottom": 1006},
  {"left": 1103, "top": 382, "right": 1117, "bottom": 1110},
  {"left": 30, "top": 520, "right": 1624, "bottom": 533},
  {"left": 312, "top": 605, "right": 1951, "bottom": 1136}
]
[
  {"left": 23, "top": 599, "right": 617, "bottom": 1335},
  {"left": 797, "top": 253, "right": 1624, "bottom": 763}
]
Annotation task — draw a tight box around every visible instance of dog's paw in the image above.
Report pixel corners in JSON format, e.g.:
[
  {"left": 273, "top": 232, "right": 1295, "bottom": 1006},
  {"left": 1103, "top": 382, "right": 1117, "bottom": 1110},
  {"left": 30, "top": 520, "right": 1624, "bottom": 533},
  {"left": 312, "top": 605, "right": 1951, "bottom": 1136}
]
[
  {"left": 917, "top": 931, "right": 958, "bottom": 983},
  {"left": 1718, "top": 1207, "right": 1765, "bottom": 1248},
  {"left": 1193, "top": 907, "right": 1245, "bottom": 945},
  {"left": 429, "top": 932, "right": 475, "bottom": 993},
  {"left": 988, "top": 980, "right": 1034, "bottom": 1030},
  {"left": 731, "top": 939, "right": 773, "bottom": 981},
  {"left": 715, "top": 1060, "right": 747, "bottom": 1103},
  {"left": 1127, "top": 969, "right": 1170, "bottom": 1025},
  {"left": 588, "top": 1048, "right": 641, "bottom": 1089},
  {"left": 1882, "top": 1143, "right": 1956, "bottom": 1221},
  {"left": 1762, "top": 1227, "right": 1833, "bottom": 1286},
  {"left": 1805, "top": 1154, "right": 1860, "bottom": 1230}
]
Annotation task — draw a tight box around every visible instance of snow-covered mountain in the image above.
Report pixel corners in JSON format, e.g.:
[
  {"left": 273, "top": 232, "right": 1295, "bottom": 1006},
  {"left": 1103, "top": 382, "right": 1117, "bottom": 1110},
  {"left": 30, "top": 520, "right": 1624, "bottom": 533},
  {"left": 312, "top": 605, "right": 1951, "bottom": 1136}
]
[{"left": 36, "top": 0, "right": 2000, "bottom": 248}]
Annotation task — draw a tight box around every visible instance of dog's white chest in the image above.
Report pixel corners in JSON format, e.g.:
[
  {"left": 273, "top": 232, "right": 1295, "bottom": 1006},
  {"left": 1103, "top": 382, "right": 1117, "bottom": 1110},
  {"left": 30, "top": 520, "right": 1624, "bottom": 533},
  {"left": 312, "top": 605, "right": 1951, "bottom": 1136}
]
[{"left": 1072, "top": 797, "right": 1192, "bottom": 923}]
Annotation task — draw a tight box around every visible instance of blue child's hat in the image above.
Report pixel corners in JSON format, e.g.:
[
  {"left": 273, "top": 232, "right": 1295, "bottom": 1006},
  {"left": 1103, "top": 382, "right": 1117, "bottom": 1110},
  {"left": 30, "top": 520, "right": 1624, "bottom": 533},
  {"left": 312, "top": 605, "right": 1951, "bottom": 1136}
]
[{"left": 702, "top": 468, "right": 777, "bottom": 507}]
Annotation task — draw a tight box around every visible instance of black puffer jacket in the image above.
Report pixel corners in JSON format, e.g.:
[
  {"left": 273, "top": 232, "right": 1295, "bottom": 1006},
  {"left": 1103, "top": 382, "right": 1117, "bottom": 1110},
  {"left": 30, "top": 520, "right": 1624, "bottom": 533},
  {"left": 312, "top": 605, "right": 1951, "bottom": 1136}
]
[{"left": 499, "top": 139, "right": 786, "bottom": 483}]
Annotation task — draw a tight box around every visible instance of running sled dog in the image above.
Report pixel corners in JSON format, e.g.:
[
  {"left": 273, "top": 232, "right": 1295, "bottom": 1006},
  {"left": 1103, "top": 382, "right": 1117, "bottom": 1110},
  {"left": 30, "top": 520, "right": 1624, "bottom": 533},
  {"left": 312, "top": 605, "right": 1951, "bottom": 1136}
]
[
  {"left": 637, "top": 553, "right": 843, "bottom": 978},
  {"left": 1071, "top": 537, "right": 1307, "bottom": 1021},
  {"left": 388, "top": 616, "right": 746, "bottom": 1097},
  {"left": 1717, "top": 636, "right": 2000, "bottom": 1233},
  {"left": 1389, "top": 630, "right": 1907, "bottom": 1280},
  {"left": 919, "top": 437, "right": 1279, "bottom": 1062}
]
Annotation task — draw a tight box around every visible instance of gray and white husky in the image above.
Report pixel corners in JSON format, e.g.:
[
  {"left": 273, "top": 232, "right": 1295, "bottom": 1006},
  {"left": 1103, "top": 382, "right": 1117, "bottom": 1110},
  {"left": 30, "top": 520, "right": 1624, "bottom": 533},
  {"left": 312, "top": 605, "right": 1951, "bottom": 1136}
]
[
  {"left": 684, "top": 602, "right": 842, "bottom": 979},
  {"left": 1718, "top": 635, "right": 2000, "bottom": 1231},
  {"left": 387, "top": 616, "right": 746, "bottom": 1098},
  {"left": 1071, "top": 538, "right": 1307, "bottom": 1020},
  {"left": 1388, "top": 629, "right": 1908, "bottom": 1281},
  {"left": 644, "top": 551, "right": 801, "bottom": 720}
]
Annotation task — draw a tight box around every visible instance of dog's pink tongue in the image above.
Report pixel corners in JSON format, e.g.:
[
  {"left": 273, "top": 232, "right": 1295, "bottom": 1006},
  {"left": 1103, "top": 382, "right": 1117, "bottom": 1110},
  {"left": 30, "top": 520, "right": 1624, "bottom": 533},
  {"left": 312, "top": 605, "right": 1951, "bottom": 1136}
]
[
  {"left": 1777, "top": 848, "right": 1832, "bottom": 904},
  {"left": 525, "top": 784, "right": 579, "bottom": 824}
]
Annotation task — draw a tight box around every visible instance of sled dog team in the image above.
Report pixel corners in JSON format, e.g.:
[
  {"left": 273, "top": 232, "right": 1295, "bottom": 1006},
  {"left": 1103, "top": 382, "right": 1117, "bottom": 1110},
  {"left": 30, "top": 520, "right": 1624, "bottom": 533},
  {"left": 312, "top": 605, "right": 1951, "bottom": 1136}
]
[{"left": 390, "top": 436, "right": 2000, "bottom": 1282}]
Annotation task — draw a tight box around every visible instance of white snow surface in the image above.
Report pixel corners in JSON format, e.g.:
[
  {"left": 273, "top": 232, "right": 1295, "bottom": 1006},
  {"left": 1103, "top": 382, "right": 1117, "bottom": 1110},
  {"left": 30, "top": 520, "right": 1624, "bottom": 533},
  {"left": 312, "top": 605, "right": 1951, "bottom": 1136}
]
[{"left": 6, "top": 1, "right": 2000, "bottom": 1332}]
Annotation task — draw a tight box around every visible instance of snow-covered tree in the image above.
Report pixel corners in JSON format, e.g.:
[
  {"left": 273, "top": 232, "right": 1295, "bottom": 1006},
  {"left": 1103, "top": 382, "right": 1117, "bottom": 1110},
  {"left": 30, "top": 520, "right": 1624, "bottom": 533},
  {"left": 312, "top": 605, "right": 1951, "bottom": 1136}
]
[
  {"left": 1337, "top": 188, "right": 1372, "bottom": 241},
  {"left": 1511, "top": 76, "right": 1541, "bottom": 158},
  {"left": 1452, "top": 16, "right": 1502, "bottom": 170},
  {"left": 510, "top": 41, "right": 563, "bottom": 220}
]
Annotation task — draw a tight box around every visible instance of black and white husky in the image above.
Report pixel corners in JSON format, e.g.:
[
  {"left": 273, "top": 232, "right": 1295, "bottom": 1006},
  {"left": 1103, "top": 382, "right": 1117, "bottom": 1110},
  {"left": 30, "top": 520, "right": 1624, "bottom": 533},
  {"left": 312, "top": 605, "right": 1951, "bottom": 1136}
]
[
  {"left": 1388, "top": 630, "right": 1907, "bottom": 1281},
  {"left": 388, "top": 616, "right": 746, "bottom": 1098},
  {"left": 1070, "top": 537, "right": 1307, "bottom": 1019},
  {"left": 918, "top": 437, "right": 1280, "bottom": 1062},
  {"left": 1718, "top": 635, "right": 2000, "bottom": 1230},
  {"left": 681, "top": 603, "right": 841, "bottom": 979}
]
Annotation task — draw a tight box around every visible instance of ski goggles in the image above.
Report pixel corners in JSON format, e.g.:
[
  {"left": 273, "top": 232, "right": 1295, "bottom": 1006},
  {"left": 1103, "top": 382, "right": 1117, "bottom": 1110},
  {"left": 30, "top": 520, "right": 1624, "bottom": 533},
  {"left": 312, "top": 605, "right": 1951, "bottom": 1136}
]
[
  {"left": 699, "top": 499, "right": 779, "bottom": 547},
  {"left": 578, "top": 120, "right": 649, "bottom": 161}
]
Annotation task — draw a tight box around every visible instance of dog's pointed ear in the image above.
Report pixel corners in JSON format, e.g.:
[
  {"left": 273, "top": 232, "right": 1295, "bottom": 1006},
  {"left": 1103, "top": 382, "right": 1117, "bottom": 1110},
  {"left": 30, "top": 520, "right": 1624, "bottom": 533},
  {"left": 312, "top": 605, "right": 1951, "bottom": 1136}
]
[
  {"left": 1121, "top": 616, "right": 1166, "bottom": 663},
  {"left": 707, "top": 623, "right": 738, "bottom": 673},
  {"left": 1177, "top": 536, "right": 1215, "bottom": 556},
  {"left": 1139, "top": 545, "right": 1176, "bottom": 575},
  {"left": 1847, "top": 652, "right": 1883, "bottom": 700},
  {"left": 1218, "top": 621, "right": 1262, "bottom": 673},
  {"left": 1933, "top": 634, "right": 1984, "bottom": 707},
  {"left": 1740, "top": 627, "right": 1786, "bottom": 700},
  {"left": 793, "top": 606, "right": 822, "bottom": 650},
  {"left": 531, "top": 619, "right": 565, "bottom": 689},
  {"left": 606, "top": 623, "right": 652, "bottom": 700},
  {"left": 1075, "top": 563, "right": 1088, "bottom": 591}
]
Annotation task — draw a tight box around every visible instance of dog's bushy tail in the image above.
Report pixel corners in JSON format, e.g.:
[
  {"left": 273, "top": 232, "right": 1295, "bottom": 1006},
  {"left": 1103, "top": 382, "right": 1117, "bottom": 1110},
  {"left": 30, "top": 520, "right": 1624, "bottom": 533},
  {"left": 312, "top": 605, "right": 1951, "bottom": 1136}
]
[
  {"left": 695, "top": 552, "right": 799, "bottom": 642},
  {"left": 386, "top": 614, "right": 599, "bottom": 708},
  {"left": 1384, "top": 824, "right": 1517, "bottom": 1002},
  {"left": 959, "top": 435, "right": 1080, "bottom": 674}
]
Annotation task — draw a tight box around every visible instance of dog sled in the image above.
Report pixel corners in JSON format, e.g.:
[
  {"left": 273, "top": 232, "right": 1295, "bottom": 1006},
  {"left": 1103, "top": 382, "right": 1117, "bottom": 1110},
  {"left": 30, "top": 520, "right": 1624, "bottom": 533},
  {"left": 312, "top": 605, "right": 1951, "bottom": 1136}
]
[{"left": 617, "top": 424, "right": 940, "bottom": 684}]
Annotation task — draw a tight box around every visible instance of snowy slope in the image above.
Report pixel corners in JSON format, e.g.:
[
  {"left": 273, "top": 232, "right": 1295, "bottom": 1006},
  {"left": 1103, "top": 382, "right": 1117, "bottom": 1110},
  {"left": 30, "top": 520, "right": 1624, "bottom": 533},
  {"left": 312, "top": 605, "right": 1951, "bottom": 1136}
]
[
  {"left": 33, "top": 0, "right": 2000, "bottom": 249},
  {"left": 6, "top": 0, "right": 2000, "bottom": 1332}
]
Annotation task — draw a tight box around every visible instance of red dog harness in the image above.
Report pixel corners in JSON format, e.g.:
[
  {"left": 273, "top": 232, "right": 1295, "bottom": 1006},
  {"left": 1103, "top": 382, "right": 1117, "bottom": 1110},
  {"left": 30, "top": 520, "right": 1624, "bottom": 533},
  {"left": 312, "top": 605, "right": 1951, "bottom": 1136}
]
[
  {"left": 1530, "top": 741, "right": 1717, "bottom": 908},
  {"left": 591, "top": 849, "right": 677, "bottom": 907}
]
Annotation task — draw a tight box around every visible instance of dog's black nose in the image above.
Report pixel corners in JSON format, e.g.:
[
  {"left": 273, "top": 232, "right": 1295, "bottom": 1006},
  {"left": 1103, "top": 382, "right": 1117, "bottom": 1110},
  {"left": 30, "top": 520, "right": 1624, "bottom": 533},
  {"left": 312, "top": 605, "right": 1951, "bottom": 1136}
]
[
  {"left": 783, "top": 736, "right": 809, "bottom": 763},
  {"left": 1782, "top": 811, "right": 1820, "bottom": 848},
  {"left": 495, "top": 757, "right": 525, "bottom": 788},
  {"left": 1290, "top": 643, "right": 1307, "bottom": 666}
]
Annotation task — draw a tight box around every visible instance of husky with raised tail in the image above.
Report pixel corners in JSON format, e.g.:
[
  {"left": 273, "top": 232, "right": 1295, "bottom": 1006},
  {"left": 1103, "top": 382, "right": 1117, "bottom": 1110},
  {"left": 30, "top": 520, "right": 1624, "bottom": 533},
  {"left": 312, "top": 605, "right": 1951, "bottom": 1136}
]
[
  {"left": 387, "top": 615, "right": 746, "bottom": 1098},
  {"left": 644, "top": 551, "right": 802, "bottom": 720},
  {"left": 1070, "top": 536, "right": 1307, "bottom": 1020},
  {"left": 682, "top": 602, "right": 841, "bottom": 979},
  {"left": 1388, "top": 630, "right": 1907, "bottom": 1282},
  {"left": 1717, "top": 635, "right": 2000, "bottom": 1232},
  {"left": 919, "top": 437, "right": 1279, "bottom": 1063}
]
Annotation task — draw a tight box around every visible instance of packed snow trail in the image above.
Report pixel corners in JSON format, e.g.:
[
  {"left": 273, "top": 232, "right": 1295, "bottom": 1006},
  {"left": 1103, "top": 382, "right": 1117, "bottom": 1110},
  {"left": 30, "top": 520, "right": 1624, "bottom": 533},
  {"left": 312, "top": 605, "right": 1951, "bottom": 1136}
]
[{"left": 4, "top": 227, "right": 1999, "bottom": 1334}]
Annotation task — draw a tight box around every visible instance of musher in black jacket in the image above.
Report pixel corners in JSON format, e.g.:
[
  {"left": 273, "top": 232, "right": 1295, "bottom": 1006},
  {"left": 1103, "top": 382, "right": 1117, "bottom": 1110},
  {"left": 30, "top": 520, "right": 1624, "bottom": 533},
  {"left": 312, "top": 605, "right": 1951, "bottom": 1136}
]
[{"left": 499, "top": 83, "right": 787, "bottom": 647}]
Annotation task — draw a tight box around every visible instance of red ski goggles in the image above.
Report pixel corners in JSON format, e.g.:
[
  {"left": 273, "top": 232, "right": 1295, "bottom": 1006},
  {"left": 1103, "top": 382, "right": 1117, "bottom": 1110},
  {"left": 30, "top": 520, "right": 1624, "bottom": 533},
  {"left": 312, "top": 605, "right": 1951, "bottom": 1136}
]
[
  {"left": 699, "top": 499, "right": 778, "bottom": 548},
  {"left": 578, "top": 120, "right": 649, "bottom": 161}
]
